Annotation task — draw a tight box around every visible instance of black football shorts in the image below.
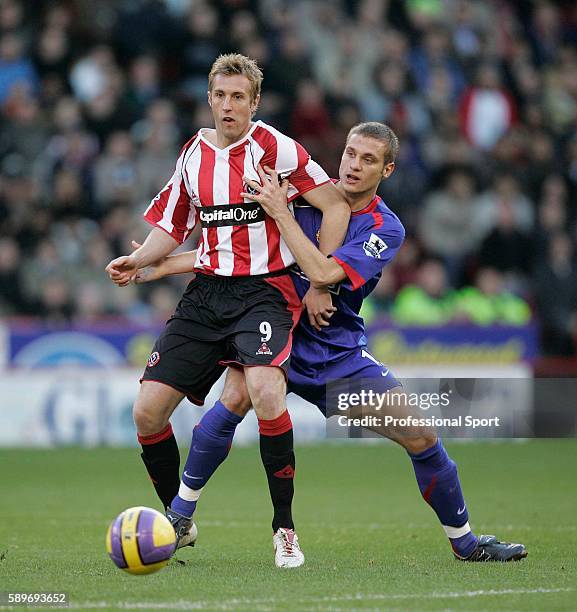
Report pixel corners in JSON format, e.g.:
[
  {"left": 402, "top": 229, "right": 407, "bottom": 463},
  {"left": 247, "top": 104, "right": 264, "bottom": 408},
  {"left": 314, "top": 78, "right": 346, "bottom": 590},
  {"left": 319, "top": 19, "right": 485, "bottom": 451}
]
[{"left": 141, "top": 271, "right": 302, "bottom": 404}]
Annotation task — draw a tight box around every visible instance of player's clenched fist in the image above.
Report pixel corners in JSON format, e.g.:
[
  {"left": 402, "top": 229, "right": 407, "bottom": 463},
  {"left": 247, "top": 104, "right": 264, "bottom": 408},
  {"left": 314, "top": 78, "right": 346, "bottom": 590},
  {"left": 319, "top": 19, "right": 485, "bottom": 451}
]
[{"left": 105, "top": 253, "right": 138, "bottom": 287}]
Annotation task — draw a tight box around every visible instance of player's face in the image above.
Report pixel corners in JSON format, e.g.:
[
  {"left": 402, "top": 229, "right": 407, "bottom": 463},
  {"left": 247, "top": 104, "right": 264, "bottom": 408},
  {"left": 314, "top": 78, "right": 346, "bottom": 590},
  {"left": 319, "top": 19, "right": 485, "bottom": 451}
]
[
  {"left": 339, "top": 134, "right": 395, "bottom": 195},
  {"left": 208, "top": 74, "right": 259, "bottom": 145}
]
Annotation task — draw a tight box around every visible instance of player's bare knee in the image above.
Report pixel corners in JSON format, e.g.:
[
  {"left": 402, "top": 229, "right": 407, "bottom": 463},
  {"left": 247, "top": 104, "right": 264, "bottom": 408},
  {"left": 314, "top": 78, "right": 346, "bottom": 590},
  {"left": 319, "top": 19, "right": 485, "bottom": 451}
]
[
  {"left": 220, "top": 367, "right": 252, "bottom": 416},
  {"left": 249, "top": 384, "right": 286, "bottom": 419},
  {"left": 402, "top": 432, "right": 438, "bottom": 455},
  {"left": 250, "top": 388, "right": 285, "bottom": 417},
  {"left": 245, "top": 367, "right": 286, "bottom": 418},
  {"left": 133, "top": 400, "right": 166, "bottom": 436},
  {"left": 220, "top": 387, "right": 252, "bottom": 416}
]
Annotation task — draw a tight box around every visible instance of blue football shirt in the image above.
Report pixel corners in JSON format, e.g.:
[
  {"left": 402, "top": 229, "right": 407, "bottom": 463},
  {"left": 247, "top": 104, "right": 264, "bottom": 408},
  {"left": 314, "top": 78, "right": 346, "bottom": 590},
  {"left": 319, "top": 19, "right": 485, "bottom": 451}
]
[{"left": 290, "top": 193, "right": 405, "bottom": 377}]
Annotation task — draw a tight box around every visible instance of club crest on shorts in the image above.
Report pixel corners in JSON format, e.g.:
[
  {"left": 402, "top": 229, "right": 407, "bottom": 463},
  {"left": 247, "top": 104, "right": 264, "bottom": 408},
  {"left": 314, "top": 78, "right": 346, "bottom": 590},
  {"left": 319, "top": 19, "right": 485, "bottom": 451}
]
[
  {"left": 256, "top": 342, "right": 273, "bottom": 356},
  {"left": 147, "top": 351, "right": 160, "bottom": 367}
]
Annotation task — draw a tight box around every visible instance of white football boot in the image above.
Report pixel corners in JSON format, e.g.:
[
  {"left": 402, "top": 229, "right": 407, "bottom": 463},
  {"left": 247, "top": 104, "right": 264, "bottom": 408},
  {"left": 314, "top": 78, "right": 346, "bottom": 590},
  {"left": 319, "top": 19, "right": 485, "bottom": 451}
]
[
  {"left": 273, "top": 528, "right": 305, "bottom": 568},
  {"left": 166, "top": 508, "right": 198, "bottom": 549},
  {"left": 177, "top": 521, "right": 198, "bottom": 549}
]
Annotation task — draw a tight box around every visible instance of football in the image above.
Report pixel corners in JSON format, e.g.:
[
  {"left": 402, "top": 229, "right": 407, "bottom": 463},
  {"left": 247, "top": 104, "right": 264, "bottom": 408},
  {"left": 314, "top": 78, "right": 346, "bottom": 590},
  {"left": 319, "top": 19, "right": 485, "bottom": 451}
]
[{"left": 106, "top": 506, "right": 176, "bottom": 575}]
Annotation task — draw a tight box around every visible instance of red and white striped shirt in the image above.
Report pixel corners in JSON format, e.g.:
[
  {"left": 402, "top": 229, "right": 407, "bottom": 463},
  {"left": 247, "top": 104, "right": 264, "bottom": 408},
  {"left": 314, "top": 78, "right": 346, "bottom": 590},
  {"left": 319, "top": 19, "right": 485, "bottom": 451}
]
[{"left": 144, "top": 120, "right": 329, "bottom": 276}]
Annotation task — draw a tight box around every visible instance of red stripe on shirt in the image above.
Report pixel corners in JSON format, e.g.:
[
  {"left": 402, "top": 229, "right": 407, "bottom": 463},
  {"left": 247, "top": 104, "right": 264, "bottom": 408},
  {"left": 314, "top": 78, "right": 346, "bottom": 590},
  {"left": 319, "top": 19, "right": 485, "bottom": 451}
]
[
  {"left": 172, "top": 176, "right": 194, "bottom": 243},
  {"left": 372, "top": 211, "right": 383, "bottom": 229},
  {"left": 332, "top": 255, "right": 366, "bottom": 290},
  {"left": 230, "top": 143, "right": 251, "bottom": 275},
  {"left": 351, "top": 195, "right": 379, "bottom": 216},
  {"left": 252, "top": 126, "right": 281, "bottom": 273},
  {"left": 143, "top": 145, "right": 188, "bottom": 242},
  {"left": 198, "top": 141, "right": 219, "bottom": 271}
]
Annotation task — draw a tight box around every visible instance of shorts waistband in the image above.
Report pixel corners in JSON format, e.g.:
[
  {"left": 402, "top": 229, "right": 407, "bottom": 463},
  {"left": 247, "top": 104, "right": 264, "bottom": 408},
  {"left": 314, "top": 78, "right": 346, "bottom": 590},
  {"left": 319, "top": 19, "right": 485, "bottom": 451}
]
[{"left": 194, "top": 267, "right": 295, "bottom": 282}]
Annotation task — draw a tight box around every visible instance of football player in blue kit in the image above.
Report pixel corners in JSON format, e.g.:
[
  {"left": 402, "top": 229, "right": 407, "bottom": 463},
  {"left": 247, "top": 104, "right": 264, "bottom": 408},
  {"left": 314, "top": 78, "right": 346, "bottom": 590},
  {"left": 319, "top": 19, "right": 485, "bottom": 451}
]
[{"left": 124, "top": 122, "right": 527, "bottom": 566}]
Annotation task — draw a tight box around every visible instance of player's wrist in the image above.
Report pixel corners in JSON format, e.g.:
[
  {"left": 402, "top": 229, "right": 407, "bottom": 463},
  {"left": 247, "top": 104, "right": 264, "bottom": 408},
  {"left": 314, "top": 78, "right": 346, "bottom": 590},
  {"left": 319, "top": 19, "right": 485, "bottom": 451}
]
[
  {"left": 155, "top": 259, "right": 170, "bottom": 278},
  {"left": 274, "top": 209, "right": 294, "bottom": 225}
]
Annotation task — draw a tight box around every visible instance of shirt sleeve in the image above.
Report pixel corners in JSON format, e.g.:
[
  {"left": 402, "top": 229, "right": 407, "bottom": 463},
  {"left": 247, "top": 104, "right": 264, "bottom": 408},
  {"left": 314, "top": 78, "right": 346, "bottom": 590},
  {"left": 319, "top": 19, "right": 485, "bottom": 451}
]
[
  {"left": 143, "top": 141, "right": 197, "bottom": 244},
  {"left": 331, "top": 217, "right": 405, "bottom": 291},
  {"left": 273, "top": 137, "right": 329, "bottom": 202}
]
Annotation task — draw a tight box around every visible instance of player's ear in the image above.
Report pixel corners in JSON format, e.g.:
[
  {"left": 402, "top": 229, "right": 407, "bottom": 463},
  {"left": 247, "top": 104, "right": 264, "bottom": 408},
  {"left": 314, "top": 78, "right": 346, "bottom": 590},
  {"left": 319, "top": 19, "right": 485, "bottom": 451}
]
[
  {"left": 382, "top": 162, "right": 395, "bottom": 179},
  {"left": 207, "top": 90, "right": 212, "bottom": 107},
  {"left": 251, "top": 94, "right": 260, "bottom": 116}
]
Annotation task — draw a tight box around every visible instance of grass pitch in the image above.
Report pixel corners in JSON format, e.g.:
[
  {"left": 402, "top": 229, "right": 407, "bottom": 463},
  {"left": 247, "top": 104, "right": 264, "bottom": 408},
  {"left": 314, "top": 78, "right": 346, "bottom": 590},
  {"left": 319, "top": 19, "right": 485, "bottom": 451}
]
[{"left": 1, "top": 440, "right": 576, "bottom": 610}]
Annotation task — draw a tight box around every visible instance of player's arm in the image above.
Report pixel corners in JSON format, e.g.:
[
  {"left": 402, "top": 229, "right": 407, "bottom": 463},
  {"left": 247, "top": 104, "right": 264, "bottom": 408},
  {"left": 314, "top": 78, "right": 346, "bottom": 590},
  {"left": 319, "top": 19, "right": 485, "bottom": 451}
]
[
  {"left": 299, "top": 181, "right": 350, "bottom": 257},
  {"left": 107, "top": 137, "right": 198, "bottom": 286},
  {"left": 242, "top": 167, "right": 347, "bottom": 288},
  {"left": 106, "top": 228, "right": 180, "bottom": 286},
  {"left": 136, "top": 248, "right": 198, "bottom": 283}
]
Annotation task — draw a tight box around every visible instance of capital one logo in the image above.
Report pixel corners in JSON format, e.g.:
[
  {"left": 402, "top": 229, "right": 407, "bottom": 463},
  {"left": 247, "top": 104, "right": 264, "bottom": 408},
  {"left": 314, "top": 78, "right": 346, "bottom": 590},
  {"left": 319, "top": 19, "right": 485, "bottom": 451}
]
[{"left": 199, "top": 203, "right": 264, "bottom": 227}]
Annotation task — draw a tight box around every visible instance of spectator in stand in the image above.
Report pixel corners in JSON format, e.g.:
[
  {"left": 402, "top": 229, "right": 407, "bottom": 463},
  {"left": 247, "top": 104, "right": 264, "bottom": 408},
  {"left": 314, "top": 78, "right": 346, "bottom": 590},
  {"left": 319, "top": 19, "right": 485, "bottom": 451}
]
[
  {"left": 419, "top": 166, "right": 486, "bottom": 282},
  {"left": 455, "top": 268, "right": 531, "bottom": 327},
  {"left": 477, "top": 194, "right": 533, "bottom": 282},
  {"left": 0, "top": 89, "right": 47, "bottom": 171},
  {"left": 459, "top": 63, "right": 517, "bottom": 151},
  {"left": 409, "top": 25, "right": 466, "bottom": 104},
  {"left": 176, "top": 4, "right": 224, "bottom": 102},
  {"left": 35, "top": 276, "right": 74, "bottom": 323},
  {"left": 475, "top": 172, "right": 534, "bottom": 235},
  {"left": 0, "top": 236, "right": 25, "bottom": 314},
  {"left": 361, "top": 60, "right": 431, "bottom": 138},
  {"left": 392, "top": 259, "right": 454, "bottom": 326},
  {"left": 360, "top": 267, "right": 397, "bottom": 326},
  {"left": 124, "top": 55, "right": 163, "bottom": 118},
  {"left": 542, "top": 55, "right": 577, "bottom": 137},
  {"left": 533, "top": 174, "right": 570, "bottom": 259},
  {"left": 290, "top": 79, "right": 331, "bottom": 159},
  {"left": 32, "top": 24, "right": 72, "bottom": 89},
  {"left": 0, "top": 31, "right": 38, "bottom": 104},
  {"left": 93, "top": 131, "right": 140, "bottom": 212},
  {"left": 132, "top": 99, "right": 180, "bottom": 205},
  {"left": 535, "top": 233, "right": 577, "bottom": 355}
]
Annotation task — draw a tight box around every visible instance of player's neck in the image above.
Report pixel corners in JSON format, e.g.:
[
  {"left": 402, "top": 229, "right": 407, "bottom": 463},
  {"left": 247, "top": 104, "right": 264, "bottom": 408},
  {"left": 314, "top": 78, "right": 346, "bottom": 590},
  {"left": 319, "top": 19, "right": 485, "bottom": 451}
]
[
  {"left": 338, "top": 185, "right": 378, "bottom": 212},
  {"left": 207, "top": 122, "right": 255, "bottom": 149}
]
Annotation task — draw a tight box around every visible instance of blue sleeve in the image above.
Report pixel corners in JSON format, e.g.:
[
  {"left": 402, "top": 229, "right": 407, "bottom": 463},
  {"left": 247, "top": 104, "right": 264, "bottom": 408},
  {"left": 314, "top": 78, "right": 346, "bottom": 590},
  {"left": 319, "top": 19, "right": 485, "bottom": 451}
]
[{"left": 331, "top": 217, "right": 405, "bottom": 290}]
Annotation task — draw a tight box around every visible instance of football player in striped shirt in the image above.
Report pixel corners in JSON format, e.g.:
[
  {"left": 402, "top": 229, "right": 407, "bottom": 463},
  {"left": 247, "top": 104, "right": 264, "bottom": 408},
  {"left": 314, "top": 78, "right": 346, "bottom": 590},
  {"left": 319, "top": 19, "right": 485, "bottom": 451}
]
[
  {"left": 125, "top": 122, "right": 527, "bottom": 566},
  {"left": 106, "top": 54, "right": 350, "bottom": 563}
]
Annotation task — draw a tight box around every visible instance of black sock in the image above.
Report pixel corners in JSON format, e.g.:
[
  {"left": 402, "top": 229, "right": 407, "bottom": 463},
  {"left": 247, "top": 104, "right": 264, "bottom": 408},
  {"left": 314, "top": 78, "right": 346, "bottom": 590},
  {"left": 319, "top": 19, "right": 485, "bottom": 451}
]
[
  {"left": 258, "top": 411, "right": 295, "bottom": 532},
  {"left": 138, "top": 424, "right": 180, "bottom": 510}
]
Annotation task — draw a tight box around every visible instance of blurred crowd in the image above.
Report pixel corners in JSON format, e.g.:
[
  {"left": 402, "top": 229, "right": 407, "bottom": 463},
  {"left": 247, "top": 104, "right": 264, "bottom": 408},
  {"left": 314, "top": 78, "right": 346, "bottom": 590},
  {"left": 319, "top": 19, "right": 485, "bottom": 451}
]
[{"left": 0, "top": 0, "right": 576, "bottom": 354}]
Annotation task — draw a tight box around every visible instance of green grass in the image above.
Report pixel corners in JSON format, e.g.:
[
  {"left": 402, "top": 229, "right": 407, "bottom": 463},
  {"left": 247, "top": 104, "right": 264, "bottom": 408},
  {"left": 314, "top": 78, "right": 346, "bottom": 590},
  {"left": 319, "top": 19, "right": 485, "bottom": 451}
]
[{"left": 1, "top": 441, "right": 576, "bottom": 610}]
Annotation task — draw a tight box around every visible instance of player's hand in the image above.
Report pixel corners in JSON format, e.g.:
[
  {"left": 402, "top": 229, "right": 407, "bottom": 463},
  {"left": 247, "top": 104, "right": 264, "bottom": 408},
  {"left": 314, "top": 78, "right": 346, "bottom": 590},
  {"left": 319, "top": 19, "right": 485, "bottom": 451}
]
[
  {"left": 105, "top": 251, "right": 139, "bottom": 287},
  {"left": 240, "top": 165, "right": 289, "bottom": 220},
  {"left": 302, "top": 286, "right": 336, "bottom": 331},
  {"left": 130, "top": 241, "right": 167, "bottom": 284}
]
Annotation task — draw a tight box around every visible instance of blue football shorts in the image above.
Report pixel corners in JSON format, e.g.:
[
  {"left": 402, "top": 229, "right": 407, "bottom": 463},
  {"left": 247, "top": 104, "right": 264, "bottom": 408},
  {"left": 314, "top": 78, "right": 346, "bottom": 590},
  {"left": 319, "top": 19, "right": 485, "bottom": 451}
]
[{"left": 287, "top": 347, "right": 400, "bottom": 417}]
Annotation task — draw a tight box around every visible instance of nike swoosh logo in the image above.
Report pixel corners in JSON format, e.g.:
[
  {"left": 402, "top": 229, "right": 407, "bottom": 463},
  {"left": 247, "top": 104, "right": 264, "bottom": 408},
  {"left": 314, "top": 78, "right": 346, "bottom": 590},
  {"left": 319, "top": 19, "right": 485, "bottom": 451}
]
[
  {"left": 193, "top": 445, "right": 211, "bottom": 454},
  {"left": 381, "top": 369, "right": 389, "bottom": 377},
  {"left": 183, "top": 471, "right": 203, "bottom": 480},
  {"left": 457, "top": 506, "right": 466, "bottom": 515}
]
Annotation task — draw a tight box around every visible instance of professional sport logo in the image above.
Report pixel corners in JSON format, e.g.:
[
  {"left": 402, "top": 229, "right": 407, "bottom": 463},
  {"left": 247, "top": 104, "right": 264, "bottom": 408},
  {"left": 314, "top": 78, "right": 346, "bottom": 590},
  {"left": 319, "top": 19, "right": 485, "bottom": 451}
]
[
  {"left": 256, "top": 342, "right": 273, "bottom": 356},
  {"left": 363, "top": 233, "right": 388, "bottom": 259},
  {"left": 199, "top": 202, "right": 265, "bottom": 227},
  {"left": 147, "top": 351, "right": 160, "bottom": 367}
]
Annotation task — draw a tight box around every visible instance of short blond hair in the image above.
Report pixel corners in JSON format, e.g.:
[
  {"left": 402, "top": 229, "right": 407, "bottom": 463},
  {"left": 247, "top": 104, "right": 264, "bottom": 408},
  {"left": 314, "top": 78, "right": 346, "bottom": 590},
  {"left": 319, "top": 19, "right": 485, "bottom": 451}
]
[{"left": 208, "top": 53, "right": 263, "bottom": 103}]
